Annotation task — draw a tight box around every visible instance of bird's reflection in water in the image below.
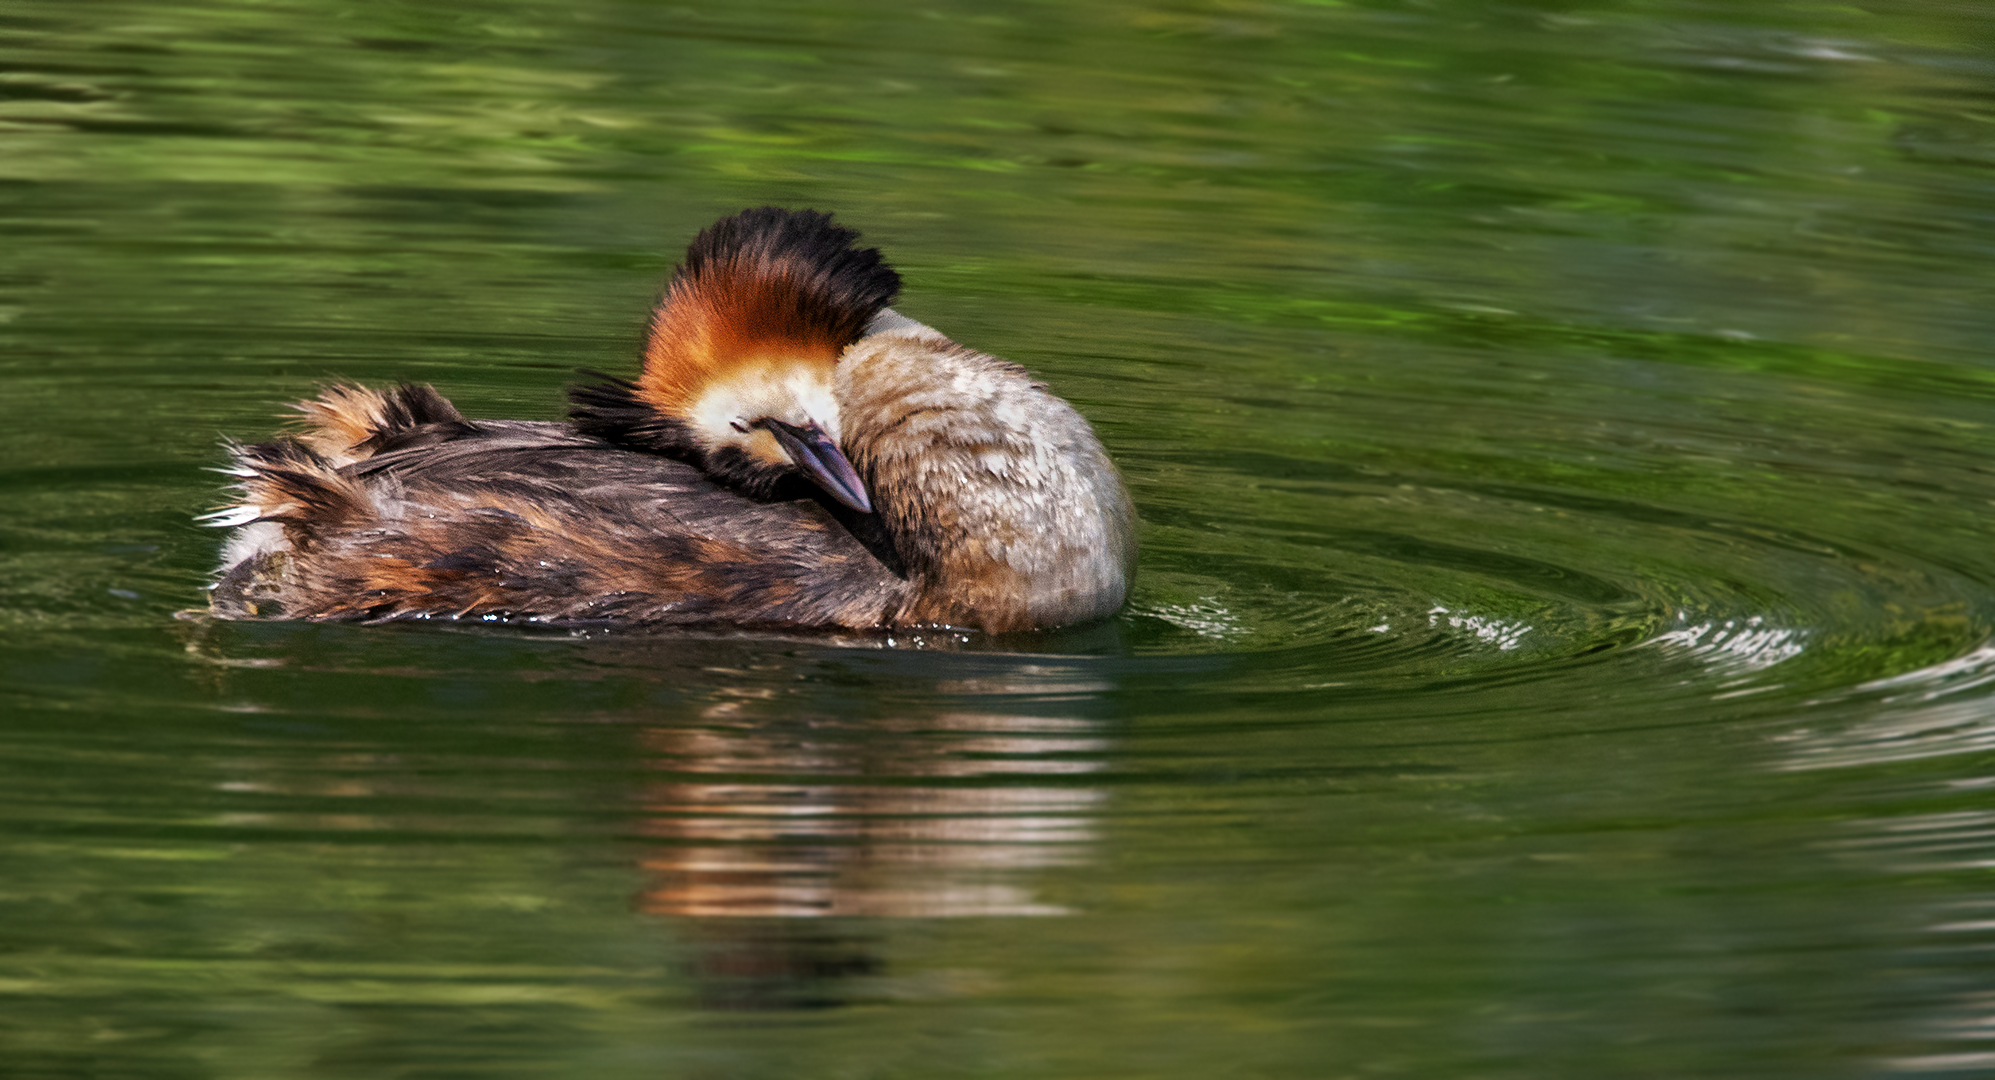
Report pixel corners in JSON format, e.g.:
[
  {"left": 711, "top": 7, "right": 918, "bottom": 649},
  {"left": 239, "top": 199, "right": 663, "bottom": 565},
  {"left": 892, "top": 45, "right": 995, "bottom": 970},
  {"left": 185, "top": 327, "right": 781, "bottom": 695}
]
[
  {"left": 632, "top": 694, "right": 1108, "bottom": 1010},
  {"left": 171, "top": 619, "right": 1117, "bottom": 1010}
]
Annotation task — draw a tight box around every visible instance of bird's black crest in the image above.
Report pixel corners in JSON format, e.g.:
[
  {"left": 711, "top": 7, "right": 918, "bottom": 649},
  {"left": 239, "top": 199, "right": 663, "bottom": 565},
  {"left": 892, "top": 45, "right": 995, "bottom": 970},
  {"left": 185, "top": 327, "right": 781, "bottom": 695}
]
[{"left": 680, "top": 206, "right": 902, "bottom": 347}]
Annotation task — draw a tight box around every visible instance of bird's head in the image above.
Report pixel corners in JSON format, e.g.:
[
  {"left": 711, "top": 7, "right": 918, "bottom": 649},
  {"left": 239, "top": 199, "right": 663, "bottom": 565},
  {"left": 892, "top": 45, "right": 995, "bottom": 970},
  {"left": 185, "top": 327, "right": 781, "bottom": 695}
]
[{"left": 570, "top": 207, "right": 897, "bottom": 514}]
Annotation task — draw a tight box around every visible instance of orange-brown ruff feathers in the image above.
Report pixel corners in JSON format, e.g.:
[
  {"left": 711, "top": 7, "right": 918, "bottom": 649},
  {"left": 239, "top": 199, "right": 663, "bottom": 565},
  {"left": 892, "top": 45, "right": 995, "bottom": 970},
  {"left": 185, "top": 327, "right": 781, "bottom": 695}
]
[{"left": 206, "top": 208, "right": 1137, "bottom": 633}]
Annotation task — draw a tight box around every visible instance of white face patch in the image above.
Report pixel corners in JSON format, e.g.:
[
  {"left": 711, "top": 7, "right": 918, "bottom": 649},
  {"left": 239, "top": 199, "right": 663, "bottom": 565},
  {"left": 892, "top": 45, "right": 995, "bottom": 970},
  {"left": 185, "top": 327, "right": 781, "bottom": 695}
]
[{"left": 685, "top": 359, "right": 844, "bottom": 466}]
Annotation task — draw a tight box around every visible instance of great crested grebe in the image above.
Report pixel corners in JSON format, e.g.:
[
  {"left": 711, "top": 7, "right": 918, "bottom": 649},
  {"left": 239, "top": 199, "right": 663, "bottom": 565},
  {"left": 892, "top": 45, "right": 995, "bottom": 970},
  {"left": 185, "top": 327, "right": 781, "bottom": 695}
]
[{"left": 205, "top": 207, "right": 1136, "bottom": 633}]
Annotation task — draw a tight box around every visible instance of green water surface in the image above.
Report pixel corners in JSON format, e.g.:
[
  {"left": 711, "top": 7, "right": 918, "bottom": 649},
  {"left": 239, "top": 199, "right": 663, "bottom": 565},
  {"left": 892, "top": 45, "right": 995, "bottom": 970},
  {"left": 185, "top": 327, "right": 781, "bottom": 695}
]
[{"left": 6, "top": 1, "right": 1995, "bottom": 1076}]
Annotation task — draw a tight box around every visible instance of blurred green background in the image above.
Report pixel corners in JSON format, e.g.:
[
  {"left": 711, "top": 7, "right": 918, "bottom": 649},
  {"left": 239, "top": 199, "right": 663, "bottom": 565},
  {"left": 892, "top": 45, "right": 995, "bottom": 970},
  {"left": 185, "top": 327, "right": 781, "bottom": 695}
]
[{"left": 6, "top": 2, "right": 1995, "bottom": 1077}]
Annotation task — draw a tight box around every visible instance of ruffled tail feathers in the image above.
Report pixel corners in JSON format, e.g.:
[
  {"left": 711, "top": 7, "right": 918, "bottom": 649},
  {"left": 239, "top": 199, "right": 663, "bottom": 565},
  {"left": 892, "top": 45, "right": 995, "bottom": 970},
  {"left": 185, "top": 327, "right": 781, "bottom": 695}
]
[
  {"left": 201, "top": 383, "right": 449, "bottom": 545},
  {"left": 290, "top": 383, "right": 468, "bottom": 465}
]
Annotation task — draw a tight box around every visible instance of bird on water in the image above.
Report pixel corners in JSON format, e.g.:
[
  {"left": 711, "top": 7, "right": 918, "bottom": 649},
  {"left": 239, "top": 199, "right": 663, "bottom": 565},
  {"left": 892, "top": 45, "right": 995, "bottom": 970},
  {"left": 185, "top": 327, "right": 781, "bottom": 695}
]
[{"left": 204, "top": 207, "right": 1136, "bottom": 633}]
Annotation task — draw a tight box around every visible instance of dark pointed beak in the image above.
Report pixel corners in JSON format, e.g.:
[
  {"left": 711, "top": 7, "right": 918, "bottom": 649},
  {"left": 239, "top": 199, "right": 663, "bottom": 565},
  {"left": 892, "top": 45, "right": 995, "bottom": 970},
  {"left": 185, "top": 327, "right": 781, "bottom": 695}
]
[{"left": 761, "top": 419, "right": 873, "bottom": 515}]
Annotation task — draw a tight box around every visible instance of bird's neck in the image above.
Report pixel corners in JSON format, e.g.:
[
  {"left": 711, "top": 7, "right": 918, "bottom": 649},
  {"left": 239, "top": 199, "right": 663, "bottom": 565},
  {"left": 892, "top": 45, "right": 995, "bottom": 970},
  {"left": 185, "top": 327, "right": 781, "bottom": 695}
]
[{"left": 836, "top": 330, "right": 1136, "bottom": 633}]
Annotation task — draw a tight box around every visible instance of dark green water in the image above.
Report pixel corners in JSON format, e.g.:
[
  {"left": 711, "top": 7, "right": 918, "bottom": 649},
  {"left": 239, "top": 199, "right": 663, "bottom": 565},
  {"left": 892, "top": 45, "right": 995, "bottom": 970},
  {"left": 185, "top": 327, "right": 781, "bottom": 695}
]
[{"left": 6, "top": 1, "right": 1995, "bottom": 1075}]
